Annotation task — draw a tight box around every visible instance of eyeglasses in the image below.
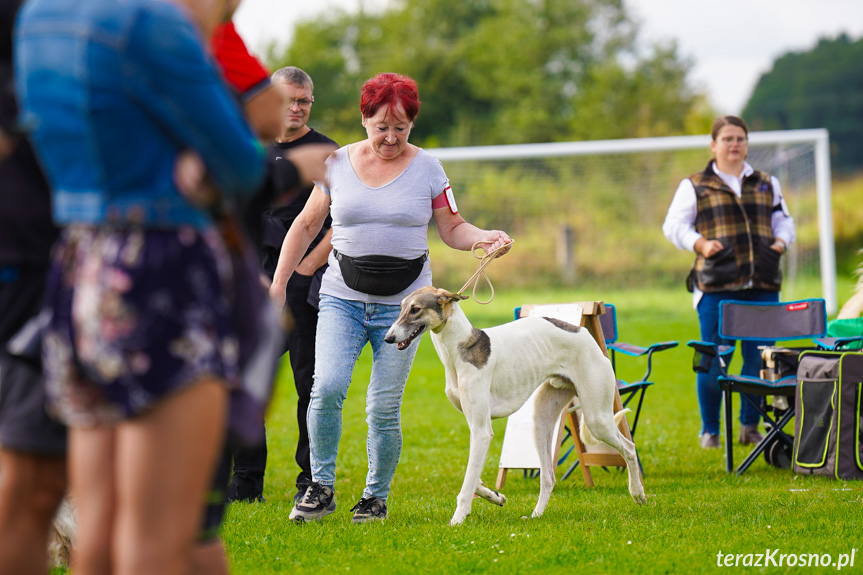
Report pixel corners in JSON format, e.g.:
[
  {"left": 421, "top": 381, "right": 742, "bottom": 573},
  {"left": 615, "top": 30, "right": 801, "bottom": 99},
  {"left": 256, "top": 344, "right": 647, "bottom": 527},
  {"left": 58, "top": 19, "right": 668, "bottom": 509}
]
[
  {"left": 288, "top": 97, "right": 314, "bottom": 108},
  {"left": 718, "top": 136, "right": 747, "bottom": 144}
]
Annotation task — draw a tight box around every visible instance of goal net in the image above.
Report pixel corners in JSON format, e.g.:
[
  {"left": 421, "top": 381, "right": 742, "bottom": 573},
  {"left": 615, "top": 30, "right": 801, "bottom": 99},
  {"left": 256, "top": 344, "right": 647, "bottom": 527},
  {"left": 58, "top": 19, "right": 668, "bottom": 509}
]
[{"left": 427, "top": 129, "right": 836, "bottom": 313}]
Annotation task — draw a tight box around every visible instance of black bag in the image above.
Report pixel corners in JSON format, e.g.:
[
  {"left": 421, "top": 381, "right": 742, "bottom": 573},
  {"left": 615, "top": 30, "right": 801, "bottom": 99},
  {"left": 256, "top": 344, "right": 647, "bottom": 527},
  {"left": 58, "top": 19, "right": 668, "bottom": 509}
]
[
  {"left": 334, "top": 249, "right": 426, "bottom": 296},
  {"left": 793, "top": 350, "right": 863, "bottom": 480}
]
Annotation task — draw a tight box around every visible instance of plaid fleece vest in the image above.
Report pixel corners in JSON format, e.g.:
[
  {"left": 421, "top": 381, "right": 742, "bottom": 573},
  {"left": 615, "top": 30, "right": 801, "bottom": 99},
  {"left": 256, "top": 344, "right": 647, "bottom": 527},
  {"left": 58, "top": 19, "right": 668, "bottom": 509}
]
[{"left": 689, "top": 162, "right": 782, "bottom": 293}]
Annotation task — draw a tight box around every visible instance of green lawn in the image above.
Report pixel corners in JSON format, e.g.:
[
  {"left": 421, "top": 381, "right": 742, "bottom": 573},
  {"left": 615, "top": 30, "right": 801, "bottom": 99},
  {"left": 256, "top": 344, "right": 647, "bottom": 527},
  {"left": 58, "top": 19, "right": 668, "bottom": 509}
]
[{"left": 222, "top": 277, "right": 863, "bottom": 574}]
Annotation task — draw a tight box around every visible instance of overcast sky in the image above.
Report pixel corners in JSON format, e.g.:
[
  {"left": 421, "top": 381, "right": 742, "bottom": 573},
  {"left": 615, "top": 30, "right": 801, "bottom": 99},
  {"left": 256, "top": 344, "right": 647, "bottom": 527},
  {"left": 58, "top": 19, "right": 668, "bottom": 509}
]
[{"left": 234, "top": 0, "right": 863, "bottom": 115}]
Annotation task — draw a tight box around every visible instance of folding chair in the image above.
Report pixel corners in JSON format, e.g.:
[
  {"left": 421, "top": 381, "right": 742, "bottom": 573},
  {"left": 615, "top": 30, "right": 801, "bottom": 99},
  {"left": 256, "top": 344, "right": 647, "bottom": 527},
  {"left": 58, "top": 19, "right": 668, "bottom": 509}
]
[
  {"left": 813, "top": 317, "right": 863, "bottom": 351},
  {"left": 687, "top": 298, "right": 828, "bottom": 475},
  {"left": 599, "top": 304, "right": 679, "bottom": 438}
]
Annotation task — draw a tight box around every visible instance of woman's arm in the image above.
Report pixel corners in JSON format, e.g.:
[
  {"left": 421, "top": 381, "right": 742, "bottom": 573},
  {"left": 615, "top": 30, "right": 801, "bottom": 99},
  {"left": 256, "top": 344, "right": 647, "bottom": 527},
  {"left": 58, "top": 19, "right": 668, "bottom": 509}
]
[
  {"left": 296, "top": 227, "right": 333, "bottom": 276},
  {"left": 269, "top": 186, "right": 331, "bottom": 309},
  {"left": 433, "top": 208, "right": 512, "bottom": 255},
  {"left": 770, "top": 176, "right": 795, "bottom": 252},
  {"left": 662, "top": 178, "right": 703, "bottom": 252},
  {"left": 129, "top": 3, "right": 266, "bottom": 198}
]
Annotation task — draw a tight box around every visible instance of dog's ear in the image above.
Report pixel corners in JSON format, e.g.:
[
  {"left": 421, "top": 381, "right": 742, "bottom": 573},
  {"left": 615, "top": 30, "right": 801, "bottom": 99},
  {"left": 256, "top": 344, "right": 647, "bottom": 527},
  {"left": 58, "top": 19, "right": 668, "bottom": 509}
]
[{"left": 436, "top": 288, "right": 468, "bottom": 303}]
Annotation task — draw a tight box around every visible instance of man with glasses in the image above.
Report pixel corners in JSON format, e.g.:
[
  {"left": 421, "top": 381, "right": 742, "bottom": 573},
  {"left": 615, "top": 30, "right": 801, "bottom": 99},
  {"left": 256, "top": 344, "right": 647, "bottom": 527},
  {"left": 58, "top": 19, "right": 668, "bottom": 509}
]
[{"left": 227, "top": 66, "right": 337, "bottom": 504}]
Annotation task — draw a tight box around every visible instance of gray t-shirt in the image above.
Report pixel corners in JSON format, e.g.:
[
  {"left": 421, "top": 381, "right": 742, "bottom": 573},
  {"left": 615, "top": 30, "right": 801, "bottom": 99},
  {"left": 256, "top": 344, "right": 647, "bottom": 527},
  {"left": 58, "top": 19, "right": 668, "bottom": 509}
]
[{"left": 318, "top": 145, "right": 449, "bottom": 304}]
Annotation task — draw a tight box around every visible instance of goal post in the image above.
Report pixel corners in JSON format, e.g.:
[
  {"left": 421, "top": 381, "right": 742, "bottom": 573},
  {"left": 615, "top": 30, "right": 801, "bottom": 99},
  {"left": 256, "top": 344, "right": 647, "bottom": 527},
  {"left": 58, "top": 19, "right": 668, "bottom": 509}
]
[{"left": 427, "top": 129, "right": 837, "bottom": 314}]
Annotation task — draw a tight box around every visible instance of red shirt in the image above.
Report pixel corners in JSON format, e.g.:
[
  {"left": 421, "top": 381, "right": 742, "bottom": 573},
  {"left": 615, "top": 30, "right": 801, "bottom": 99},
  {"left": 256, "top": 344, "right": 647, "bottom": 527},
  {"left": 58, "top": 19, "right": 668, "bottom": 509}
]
[{"left": 211, "top": 22, "right": 270, "bottom": 101}]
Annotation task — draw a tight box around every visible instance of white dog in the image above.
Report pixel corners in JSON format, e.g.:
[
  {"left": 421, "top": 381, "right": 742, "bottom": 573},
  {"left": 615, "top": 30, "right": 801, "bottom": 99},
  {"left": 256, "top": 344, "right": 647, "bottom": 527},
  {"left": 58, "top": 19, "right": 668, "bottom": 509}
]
[{"left": 384, "top": 287, "right": 646, "bottom": 525}]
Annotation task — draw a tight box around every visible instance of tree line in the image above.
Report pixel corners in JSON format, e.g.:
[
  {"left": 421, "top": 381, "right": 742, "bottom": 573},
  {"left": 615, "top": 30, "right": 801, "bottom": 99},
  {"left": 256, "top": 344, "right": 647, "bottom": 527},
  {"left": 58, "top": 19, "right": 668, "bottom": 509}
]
[
  {"left": 744, "top": 33, "right": 863, "bottom": 174},
  {"left": 264, "top": 0, "right": 715, "bottom": 148},
  {"left": 264, "top": 0, "right": 861, "bottom": 175}
]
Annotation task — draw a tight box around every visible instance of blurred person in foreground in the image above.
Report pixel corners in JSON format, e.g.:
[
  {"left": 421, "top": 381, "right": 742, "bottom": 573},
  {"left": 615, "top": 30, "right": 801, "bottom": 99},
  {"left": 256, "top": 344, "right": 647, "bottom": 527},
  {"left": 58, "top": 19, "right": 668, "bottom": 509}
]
[
  {"left": 0, "top": 1, "right": 66, "bottom": 573},
  {"left": 15, "top": 0, "right": 268, "bottom": 573},
  {"left": 271, "top": 72, "right": 511, "bottom": 524},
  {"left": 662, "top": 115, "right": 795, "bottom": 450},
  {"left": 228, "top": 66, "right": 338, "bottom": 505}
]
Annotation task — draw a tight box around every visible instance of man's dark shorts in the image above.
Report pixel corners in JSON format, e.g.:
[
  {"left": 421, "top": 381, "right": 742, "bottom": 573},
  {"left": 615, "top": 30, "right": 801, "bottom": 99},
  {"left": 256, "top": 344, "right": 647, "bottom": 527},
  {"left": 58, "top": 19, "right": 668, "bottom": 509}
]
[
  {"left": 0, "top": 267, "right": 67, "bottom": 455},
  {"left": 0, "top": 350, "right": 67, "bottom": 455}
]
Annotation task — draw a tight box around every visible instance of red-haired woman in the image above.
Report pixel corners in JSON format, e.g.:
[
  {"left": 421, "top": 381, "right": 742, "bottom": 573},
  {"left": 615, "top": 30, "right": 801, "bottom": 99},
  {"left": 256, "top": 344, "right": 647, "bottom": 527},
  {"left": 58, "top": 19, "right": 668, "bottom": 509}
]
[
  {"left": 271, "top": 73, "right": 511, "bottom": 523},
  {"left": 663, "top": 116, "right": 796, "bottom": 450}
]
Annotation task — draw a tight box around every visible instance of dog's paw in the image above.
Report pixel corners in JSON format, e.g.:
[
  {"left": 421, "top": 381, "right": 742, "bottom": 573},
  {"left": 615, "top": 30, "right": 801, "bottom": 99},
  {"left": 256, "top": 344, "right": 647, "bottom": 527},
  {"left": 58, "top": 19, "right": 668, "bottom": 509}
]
[
  {"left": 631, "top": 491, "right": 647, "bottom": 505},
  {"left": 495, "top": 492, "right": 507, "bottom": 507},
  {"left": 449, "top": 509, "right": 470, "bottom": 526},
  {"left": 449, "top": 515, "right": 468, "bottom": 526}
]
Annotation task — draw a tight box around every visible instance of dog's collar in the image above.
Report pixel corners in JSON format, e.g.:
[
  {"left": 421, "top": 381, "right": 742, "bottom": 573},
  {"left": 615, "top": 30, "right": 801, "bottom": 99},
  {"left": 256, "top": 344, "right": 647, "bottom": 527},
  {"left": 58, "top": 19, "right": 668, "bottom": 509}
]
[{"left": 432, "top": 319, "right": 447, "bottom": 333}]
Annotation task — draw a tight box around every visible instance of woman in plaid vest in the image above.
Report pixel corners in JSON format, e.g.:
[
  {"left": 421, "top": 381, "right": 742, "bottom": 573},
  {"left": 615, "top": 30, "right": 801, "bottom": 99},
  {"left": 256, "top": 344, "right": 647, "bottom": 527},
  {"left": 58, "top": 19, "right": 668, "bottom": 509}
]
[{"left": 662, "top": 116, "right": 796, "bottom": 450}]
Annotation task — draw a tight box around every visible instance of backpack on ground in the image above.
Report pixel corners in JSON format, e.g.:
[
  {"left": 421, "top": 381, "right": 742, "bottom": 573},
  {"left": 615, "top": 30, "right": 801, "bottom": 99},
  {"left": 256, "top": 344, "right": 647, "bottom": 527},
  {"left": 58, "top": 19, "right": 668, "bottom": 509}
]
[{"left": 793, "top": 351, "right": 863, "bottom": 480}]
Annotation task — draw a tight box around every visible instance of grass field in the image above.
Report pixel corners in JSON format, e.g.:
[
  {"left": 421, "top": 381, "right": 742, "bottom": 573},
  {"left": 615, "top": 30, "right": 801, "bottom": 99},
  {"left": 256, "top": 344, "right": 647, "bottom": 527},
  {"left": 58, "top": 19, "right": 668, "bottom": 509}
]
[{"left": 218, "top": 276, "right": 863, "bottom": 575}]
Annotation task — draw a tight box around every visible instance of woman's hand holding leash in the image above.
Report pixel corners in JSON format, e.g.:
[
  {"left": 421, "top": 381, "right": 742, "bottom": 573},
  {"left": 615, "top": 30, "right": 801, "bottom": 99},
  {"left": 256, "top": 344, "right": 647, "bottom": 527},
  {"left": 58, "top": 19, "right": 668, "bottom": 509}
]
[
  {"left": 479, "top": 230, "right": 513, "bottom": 257},
  {"left": 459, "top": 237, "right": 514, "bottom": 304}
]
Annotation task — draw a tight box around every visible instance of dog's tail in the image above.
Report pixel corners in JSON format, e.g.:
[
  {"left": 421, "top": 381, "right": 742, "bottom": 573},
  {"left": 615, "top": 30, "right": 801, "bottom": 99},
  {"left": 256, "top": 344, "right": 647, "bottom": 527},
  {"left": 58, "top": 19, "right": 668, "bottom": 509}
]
[{"left": 579, "top": 409, "right": 631, "bottom": 445}]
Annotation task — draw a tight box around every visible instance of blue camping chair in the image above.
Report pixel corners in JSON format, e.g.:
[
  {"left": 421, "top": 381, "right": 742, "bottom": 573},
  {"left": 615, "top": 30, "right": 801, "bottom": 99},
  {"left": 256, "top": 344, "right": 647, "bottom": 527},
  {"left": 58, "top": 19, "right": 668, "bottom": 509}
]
[{"left": 599, "top": 304, "right": 679, "bottom": 438}]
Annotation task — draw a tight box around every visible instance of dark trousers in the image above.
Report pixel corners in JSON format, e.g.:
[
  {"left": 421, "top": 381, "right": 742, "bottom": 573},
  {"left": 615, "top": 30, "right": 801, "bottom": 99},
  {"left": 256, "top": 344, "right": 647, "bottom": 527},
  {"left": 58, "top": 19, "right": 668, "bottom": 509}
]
[{"left": 228, "top": 271, "right": 318, "bottom": 496}]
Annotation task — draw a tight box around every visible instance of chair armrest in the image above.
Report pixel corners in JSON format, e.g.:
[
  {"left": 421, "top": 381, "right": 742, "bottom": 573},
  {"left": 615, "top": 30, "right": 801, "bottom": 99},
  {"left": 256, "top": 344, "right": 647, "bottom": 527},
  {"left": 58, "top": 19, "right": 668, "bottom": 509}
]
[
  {"left": 687, "top": 340, "right": 732, "bottom": 375},
  {"left": 609, "top": 341, "right": 678, "bottom": 358},
  {"left": 608, "top": 342, "right": 647, "bottom": 357},
  {"left": 687, "top": 340, "right": 734, "bottom": 355},
  {"left": 610, "top": 341, "right": 679, "bottom": 384},
  {"left": 814, "top": 336, "right": 863, "bottom": 351}
]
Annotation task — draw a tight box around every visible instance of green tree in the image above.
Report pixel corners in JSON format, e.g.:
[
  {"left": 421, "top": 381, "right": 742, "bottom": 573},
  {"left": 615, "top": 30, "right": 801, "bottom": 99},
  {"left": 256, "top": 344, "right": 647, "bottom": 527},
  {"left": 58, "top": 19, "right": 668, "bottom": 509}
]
[
  {"left": 743, "top": 34, "right": 863, "bottom": 174},
  {"left": 266, "top": 0, "right": 713, "bottom": 147}
]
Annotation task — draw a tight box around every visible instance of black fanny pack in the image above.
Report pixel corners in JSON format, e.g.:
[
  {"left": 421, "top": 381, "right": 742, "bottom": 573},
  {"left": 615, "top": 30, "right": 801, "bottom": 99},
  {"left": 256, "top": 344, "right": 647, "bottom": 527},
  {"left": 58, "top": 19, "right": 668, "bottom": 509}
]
[{"left": 334, "top": 249, "right": 427, "bottom": 296}]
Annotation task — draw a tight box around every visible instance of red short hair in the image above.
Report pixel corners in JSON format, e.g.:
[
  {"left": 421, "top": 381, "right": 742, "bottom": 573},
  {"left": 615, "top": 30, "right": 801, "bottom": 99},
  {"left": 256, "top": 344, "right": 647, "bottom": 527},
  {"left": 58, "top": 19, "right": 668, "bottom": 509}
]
[{"left": 360, "top": 73, "right": 420, "bottom": 122}]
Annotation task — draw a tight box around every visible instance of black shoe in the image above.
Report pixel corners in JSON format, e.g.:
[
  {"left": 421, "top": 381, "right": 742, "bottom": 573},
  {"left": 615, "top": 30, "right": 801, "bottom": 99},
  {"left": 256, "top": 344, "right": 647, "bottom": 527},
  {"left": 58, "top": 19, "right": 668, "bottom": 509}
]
[
  {"left": 350, "top": 496, "right": 387, "bottom": 524},
  {"left": 289, "top": 482, "right": 335, "bottom": 522},
  {"left": 226, "top": 478, "right": 265, "bottom": 503},
  {"left": 226, "top": 485, "right": 266, "bottom": 504},
  {"left": 228, "top": 494, "right": 265, "bottom": 503}
]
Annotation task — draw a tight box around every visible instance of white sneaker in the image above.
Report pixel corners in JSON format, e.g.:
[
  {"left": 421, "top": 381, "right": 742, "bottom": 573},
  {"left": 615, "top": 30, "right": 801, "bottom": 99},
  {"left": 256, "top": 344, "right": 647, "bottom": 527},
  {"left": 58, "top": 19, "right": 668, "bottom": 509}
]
[{"left": 289, "top": 482, "right": 336, "bottom": 522}]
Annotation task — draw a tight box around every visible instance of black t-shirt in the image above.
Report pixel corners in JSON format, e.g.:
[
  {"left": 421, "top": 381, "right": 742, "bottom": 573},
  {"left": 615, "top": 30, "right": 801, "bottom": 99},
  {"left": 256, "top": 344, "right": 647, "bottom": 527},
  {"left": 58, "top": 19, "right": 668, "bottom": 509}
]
[
  {"left": 259, "top": 128, "right": 337, "bottom": 278},
  {"left": 0, "top": 10, "right": 58, "bottom": 269},
  {"left": 0, "top": 0, "right": 58, "bottom": 339}
]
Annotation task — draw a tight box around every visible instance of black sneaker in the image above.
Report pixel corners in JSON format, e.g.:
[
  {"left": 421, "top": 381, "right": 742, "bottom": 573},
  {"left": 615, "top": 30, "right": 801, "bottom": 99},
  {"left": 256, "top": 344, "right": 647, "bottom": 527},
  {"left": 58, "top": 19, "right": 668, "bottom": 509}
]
[
  {"left": 226, "top": 484, "right": 266, "bottom": 504},
  {"left": 350, "top": 496, "right": 387, "bottom": 524},
  {"left": 289, "top": 482, "right": 335, "bottom": 522},
  {"left": 226, "top": 478, "right": 265, "bottom": 503},
  {"left": 229, "top": 494, "right": 265, "bottom": 503}
]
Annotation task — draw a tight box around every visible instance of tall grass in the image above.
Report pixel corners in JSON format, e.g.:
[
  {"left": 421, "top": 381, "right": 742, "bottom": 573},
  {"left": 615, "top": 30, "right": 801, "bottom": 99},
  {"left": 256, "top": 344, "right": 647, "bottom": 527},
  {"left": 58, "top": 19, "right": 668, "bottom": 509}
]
[{"left": 221, "top": 277, "right": 863, "bottom": 575}]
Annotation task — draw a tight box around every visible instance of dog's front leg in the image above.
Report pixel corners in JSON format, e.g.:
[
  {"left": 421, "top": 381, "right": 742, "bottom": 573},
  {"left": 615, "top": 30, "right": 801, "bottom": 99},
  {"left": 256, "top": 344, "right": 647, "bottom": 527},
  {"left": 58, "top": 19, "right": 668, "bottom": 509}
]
[{"left": 450, "top": 384, "right": 494, "bottom": 526}]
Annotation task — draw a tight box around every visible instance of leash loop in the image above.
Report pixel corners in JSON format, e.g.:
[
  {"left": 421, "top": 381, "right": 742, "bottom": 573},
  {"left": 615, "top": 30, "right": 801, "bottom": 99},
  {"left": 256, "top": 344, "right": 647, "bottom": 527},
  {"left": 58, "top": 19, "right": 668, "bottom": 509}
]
[{"left": 457, "top": 239, "right": 514, "bottom": 305}]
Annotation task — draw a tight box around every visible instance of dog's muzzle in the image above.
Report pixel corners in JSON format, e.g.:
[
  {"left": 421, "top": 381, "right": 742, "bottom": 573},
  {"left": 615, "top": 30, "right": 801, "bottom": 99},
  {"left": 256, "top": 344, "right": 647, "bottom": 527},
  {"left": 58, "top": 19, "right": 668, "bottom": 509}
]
[{"left": 384, "top": 324, "right": 425, "bottom": 351}]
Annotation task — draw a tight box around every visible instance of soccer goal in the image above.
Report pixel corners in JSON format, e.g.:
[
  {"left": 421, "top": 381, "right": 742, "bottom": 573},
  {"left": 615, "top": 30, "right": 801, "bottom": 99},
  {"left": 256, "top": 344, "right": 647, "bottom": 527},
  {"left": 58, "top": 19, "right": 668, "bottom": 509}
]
[{"left": 427, "top": 129, "right": 837, "bottom": 314}]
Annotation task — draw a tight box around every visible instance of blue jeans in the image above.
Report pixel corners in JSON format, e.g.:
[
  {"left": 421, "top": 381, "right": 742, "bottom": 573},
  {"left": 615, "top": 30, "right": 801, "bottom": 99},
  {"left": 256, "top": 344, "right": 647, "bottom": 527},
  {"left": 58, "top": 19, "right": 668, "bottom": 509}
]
[
  {"left": 696, "top": 290, "right": 779, "bottom": 435},
  {"left": 309, "top": 295, "right": 419, "bottom": 500}
]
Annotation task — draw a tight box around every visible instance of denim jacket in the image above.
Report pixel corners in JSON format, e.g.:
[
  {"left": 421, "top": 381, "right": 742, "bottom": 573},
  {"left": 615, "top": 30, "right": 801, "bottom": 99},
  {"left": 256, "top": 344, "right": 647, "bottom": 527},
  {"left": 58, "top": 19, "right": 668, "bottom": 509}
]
[{"left": 14, "top": 0, "right": 265, "bottom": 229}]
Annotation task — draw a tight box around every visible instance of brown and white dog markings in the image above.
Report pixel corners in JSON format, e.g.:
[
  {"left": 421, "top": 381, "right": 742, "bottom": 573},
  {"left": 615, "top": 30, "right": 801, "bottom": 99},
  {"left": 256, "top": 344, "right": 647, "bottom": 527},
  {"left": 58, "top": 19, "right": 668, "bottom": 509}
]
[{"left": 384, "top": 286, "right": 646, "bottom": 526}]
